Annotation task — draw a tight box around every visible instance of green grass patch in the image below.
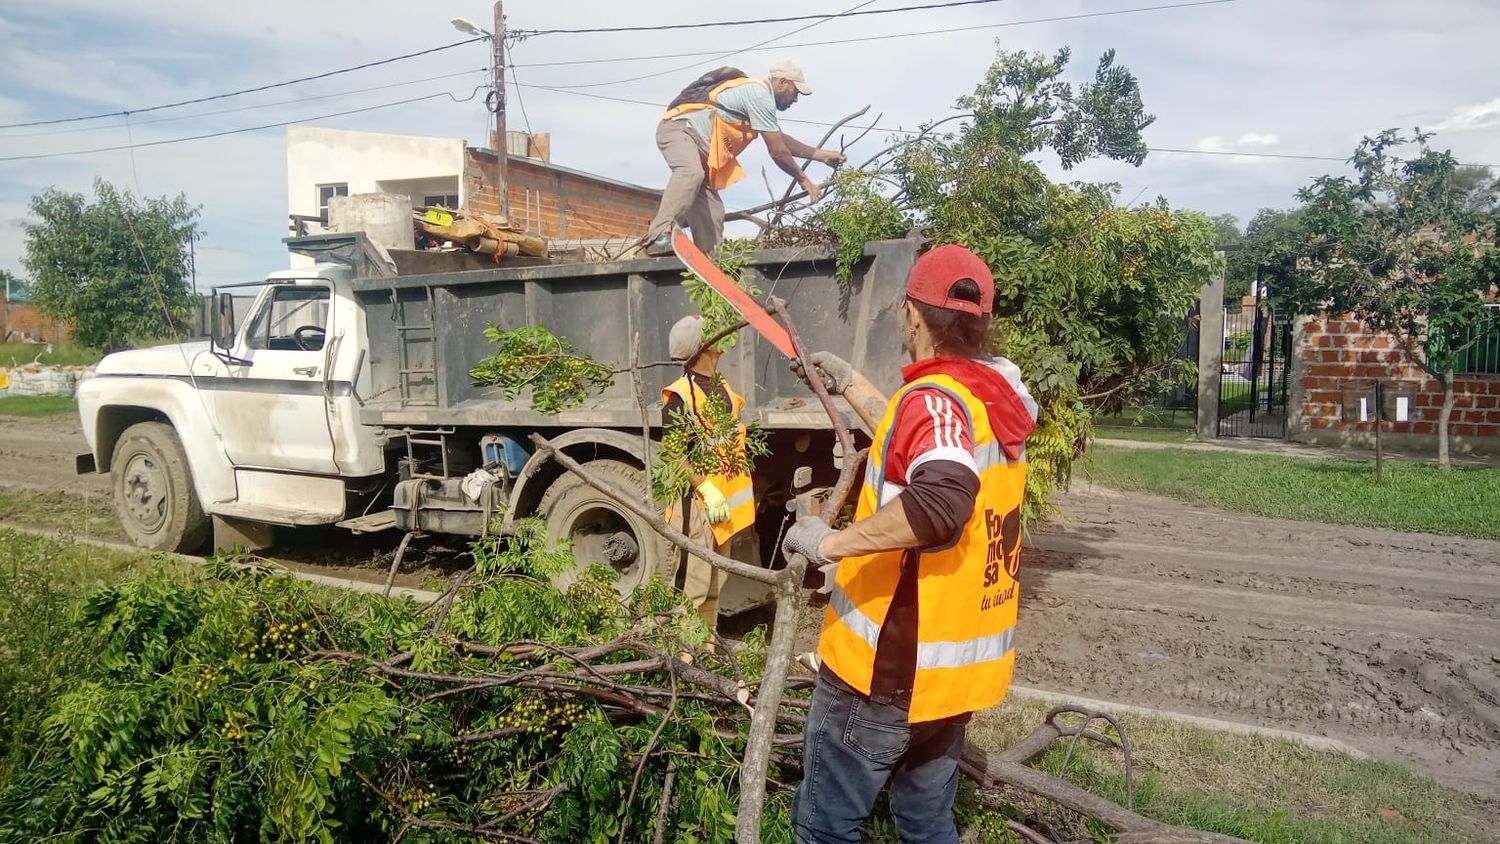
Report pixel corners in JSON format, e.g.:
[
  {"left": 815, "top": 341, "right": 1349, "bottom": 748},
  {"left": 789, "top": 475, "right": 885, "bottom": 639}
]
[
  {"left": 1087, "top": 445, "right": 1500, "bottom": 540},
  {"left": 0, "top": 487, "right": 121, "bottom": 541},
  {"left": 0, "top": 394, "right": 77, "bottom": 417},
  {"left": 971, "top": 696, "right": 1489, "bottom": 843},
  {"left": 1094, "top": 425, "right": 1195, "bottom": 444},
  {"left": 0, "top": 341, "right": 100, "bottom": 368},
  {"left": 1095, "top": 406, "right": 1196, "bottom": 430}
]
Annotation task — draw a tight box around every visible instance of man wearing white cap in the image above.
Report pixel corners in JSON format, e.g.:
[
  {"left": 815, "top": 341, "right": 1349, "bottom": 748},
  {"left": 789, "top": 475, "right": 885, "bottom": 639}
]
[
  {"left": 646, "top": 60, "right": 846, "bottom": 255},
  {"left": 660, "top": 315, "right": 758, "bottom": 630}
]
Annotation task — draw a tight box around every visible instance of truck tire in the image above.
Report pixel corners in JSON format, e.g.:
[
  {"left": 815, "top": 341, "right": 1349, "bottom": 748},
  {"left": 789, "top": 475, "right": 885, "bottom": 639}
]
[
  {"left": 110, "top": 421, "right": 210, "bottom": 553},
  {"left": 537, "top": 459, "right": 673, "bottom": 596}
]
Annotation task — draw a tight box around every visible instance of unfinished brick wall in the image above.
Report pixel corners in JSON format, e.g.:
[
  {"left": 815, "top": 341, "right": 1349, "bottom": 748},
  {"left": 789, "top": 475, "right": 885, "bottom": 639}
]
[
  {"left": 1290, "top": 314, "right": 1500, "bottom": 448},
  {"left": 463, "top": 150, "right": 660, "bottom": 241},
  {"left": 3, "top": 300, "right": 68, "bottom": 343}
]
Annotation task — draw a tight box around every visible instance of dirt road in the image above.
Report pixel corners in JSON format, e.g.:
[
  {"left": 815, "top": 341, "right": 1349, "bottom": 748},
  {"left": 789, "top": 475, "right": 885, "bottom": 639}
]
[
  {"left": 4, "top": 415, "right": 1497, "bottom": 793},
  {"left": 1020, "top": 482, "right": 1500, "bottom": 795}
]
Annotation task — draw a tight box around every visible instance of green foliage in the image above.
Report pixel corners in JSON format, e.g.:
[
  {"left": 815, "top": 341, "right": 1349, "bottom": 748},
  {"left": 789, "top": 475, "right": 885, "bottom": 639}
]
[
  {"left": 1279, "top": 130, "right": 1500, "bottom": 463},
  {"left": 1226, "top": 207, "right": 1306, "bottom": 305},
  {"left": 681, "top": 238, "right": 759, "bottom": 351},
  {"left": 812, "top": 45, "right": 1214, "bottom": 522},
  {"left": 22, "top": 178, "right": 199, "bottom": 353},
  {"left": 470, "top": 324, "right": 616, "bottom": 414},
  {"left": 652, "top": 379, "right": 771, "bottom": 504},
  {"left": 809, "top": 170, "right": 910, "bottom": 282},
  {"left": 1280, "top": 130, "right": 1500, "bottom": 380}
]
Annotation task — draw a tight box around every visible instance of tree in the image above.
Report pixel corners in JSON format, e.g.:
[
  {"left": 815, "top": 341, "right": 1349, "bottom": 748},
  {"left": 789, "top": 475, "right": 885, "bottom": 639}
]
[
  {"left": 811, "top": 47, "right": 1216, "bottom": 520},
  {"left": 1225, "top": 207, "right": 1306, "bottom": 306},
  {"left": 1279, "top": 130, "right": 1500, "bottom": 468},
  {"left": 23, "top": 179, "right": 200, "bottom": 352}
]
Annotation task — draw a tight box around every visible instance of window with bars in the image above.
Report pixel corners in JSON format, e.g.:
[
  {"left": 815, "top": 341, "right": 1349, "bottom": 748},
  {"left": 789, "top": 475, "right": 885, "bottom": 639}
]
[{"left": 1455, "top": 322, "right": 1500, "bottom": 375}]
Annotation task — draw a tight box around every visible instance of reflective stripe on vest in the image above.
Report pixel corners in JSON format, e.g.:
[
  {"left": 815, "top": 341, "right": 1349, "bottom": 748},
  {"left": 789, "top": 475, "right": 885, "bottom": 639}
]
[
  {"left": 659, "top": 77, "right": 767, "bottom": 191},
  {"left": 663, "top": 375, "right": 756, "bottom": 545},
  {"left": 818, "top": 372, "right": 1028, "bottom": 723}
]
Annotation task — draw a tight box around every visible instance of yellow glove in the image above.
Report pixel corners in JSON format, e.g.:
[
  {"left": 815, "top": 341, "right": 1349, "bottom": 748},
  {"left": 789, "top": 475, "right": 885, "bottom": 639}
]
[{"left": 696, "top": 480, "right": 732, "bottom": 525}]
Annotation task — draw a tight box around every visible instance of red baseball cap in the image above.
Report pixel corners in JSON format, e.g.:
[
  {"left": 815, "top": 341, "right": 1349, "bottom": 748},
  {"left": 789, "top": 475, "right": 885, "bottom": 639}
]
[{"left": 905, "top": 245, "right": 994, "bottom": 317}]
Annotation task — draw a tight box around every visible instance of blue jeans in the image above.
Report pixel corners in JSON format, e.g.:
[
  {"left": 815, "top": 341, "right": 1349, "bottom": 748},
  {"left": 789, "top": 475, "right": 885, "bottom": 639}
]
[{"left": 793, "top": 674, "right": 970, "bottom": 843}]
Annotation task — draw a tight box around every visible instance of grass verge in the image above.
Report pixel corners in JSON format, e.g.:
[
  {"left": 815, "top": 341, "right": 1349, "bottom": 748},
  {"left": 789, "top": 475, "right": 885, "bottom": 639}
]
[
  {"left": 1094, "top": 425, "right": 1195, "bottom": 444},
  {"left": 0, "top": 341, "right": 100, "bottom": 368},
  {"left": 1086, "top": 444, "right": 1500, "bottom": 540},
  {"left": 0, "top": 394, "right": 77, "bottom": 417},
  {"left": 970, "top": 696, "right": 1490, "bottom": 843},
  {"left": 0, "top": 487, "right": 121, "bottom": 541}
]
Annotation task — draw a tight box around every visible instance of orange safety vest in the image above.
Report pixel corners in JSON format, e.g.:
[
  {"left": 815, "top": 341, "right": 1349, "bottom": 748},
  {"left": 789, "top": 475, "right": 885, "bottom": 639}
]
[
  {"left": 660, "top": 77, "right": 769, "bottom": 192},
  {"left": 818, "top": 373, "right": 1028, "bottom": 723},
  {"left": 662, "top": 375, "right": 756, "bottom": 546}
]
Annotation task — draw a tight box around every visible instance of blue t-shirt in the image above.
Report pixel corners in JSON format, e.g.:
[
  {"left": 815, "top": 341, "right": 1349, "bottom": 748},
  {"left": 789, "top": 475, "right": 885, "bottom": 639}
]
[{"left": 681, "top": 78, "right": 780, "bottom": 143}]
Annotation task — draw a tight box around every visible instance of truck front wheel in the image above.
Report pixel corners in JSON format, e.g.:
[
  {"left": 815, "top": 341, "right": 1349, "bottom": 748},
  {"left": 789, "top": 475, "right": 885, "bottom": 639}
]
[
  {"left": 111, "top": 421, "right": 210, "bottom": 553},
  {"left": 537, "top": 459, "right": 673, "bottom": 596}
]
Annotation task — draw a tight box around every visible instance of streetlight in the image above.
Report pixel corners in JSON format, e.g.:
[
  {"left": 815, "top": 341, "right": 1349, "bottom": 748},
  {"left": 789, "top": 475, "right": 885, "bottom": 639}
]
[
  {"left": 451, "top": 7, "right": 509, "bottom": 220},
  {"left": 450, "top": 17, "right": 489, "bottom": 37}
]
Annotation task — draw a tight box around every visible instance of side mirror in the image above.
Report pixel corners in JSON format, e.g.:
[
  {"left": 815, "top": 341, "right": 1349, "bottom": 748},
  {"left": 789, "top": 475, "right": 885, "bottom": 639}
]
[{"left": 212, "top": 292, "right": 236, "bottom": 349}]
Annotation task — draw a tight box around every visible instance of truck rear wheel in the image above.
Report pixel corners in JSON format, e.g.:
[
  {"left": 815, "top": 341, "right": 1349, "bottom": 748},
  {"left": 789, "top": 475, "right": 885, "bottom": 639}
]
[
  {"left": 537, "top": 459, "right": 673, "bottom": 596},
  {"left": 111, "top": 421, "right": 210, "bottom": 553}
]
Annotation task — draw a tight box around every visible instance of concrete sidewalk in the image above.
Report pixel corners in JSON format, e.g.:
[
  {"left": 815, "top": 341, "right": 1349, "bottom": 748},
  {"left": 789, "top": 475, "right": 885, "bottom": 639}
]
[{"left": 1094, "top": 434, "right": 1500, "bottom": 469}]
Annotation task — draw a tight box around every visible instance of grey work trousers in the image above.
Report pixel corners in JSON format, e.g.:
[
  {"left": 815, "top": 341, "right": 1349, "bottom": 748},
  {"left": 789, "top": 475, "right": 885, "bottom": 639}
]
[{"left": 647, "top": 119, "right": 724, "bottom": 255}]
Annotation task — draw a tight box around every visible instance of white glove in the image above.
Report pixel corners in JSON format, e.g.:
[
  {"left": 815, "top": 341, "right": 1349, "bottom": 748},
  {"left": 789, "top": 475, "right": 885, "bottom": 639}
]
[{"left": 790, "top": 351, "right": 854, "bottom": 395}]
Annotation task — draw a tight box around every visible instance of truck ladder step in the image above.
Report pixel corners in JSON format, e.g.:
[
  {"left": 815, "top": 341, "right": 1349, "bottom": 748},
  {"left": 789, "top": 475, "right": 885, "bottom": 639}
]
[{"left": 335, "top": 510, "right": 400, "bottom": 534}]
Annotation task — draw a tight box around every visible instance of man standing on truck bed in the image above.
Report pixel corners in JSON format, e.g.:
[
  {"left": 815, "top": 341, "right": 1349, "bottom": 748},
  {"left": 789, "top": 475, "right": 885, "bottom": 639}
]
[
  {"left": 662, "top": 315, "right": 757, "bottom": 631},
  {"left": 781, "top": 246, "right": 1039, "bottom": 843},
  {"left": 644, "top": 60, "right": 846, "bottom": 256}
]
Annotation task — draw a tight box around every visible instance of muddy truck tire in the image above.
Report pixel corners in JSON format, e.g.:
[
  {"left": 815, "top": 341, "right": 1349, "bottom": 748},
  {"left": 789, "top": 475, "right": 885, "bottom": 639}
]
[
  {"left": 538, "top": 458, "right": 674, "bottom": 596},
  {"left": 110, "top": 421, "right": 210, "bottom": 553}
]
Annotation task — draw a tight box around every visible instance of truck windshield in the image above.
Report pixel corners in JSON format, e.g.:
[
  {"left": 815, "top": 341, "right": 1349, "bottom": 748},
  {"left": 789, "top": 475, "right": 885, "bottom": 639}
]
[{"left": 245, "top": 286, "right": 331, "bottom": 351}]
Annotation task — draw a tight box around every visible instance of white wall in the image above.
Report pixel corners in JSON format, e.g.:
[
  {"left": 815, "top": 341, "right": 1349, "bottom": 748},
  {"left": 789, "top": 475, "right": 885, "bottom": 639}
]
[{"left": 286, "top": 126, "right": 468, "bottom": 267}]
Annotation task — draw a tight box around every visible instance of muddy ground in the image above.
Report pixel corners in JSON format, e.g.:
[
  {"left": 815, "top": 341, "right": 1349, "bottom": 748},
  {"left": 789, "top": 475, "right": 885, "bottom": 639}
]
[{"left": 5, "top": 415, "right": 1498, "bottom": 796}]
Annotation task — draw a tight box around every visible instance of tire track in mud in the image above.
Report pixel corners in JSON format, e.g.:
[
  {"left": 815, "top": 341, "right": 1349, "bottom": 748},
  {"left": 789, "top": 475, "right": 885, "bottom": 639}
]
[{"left": 1018, "top": 483, "right": 1500, "bottom": 795}]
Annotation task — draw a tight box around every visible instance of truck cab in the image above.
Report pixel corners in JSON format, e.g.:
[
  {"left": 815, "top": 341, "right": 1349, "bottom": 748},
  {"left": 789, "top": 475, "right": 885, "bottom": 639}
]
[{"left": 77, "top": 265, "right": 386, "bottom": 552}]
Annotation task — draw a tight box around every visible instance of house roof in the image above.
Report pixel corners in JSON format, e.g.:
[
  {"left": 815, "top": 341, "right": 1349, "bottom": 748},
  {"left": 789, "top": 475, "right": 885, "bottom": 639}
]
[{"left": 468, "top": 146, "right": 661, "bottom": 197}]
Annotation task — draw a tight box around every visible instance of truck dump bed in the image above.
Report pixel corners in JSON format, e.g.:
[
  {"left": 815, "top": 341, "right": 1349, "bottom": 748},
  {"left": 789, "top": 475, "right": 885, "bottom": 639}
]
[{"left": 347, "top": 237, "right": 921, "bottom": 431}]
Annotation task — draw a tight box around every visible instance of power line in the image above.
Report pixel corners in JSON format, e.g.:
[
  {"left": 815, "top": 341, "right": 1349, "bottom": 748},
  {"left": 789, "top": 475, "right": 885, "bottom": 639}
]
[
  {"left": 540, "top": 0, "right": 883, "bottom": 91},
  {"left": 511, "top": 82, "right": 1500, "bottom": 169},
  {"left": 505, "top": 44, "right": 534, "bottom": 135},
  {"left": 509, "top": 0, "right": 1236, "bottom": 70},
  {"left": 514, "top": 0, "right": 1015, "bottom": 37},
  {"left": 0, "top": 37, "right": 486, "bottom": 130},
  {"left": 0, "top": 68, "right": 489, "bottom": 140},
  {"left": 0, "top": 92, "right": 465, "bottom": 162}
]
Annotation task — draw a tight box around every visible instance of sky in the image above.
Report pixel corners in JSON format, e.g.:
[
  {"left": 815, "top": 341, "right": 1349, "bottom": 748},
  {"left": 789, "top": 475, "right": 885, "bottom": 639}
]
[{"left": 1, "top": 0, "right": 1497, "bottom": 289}]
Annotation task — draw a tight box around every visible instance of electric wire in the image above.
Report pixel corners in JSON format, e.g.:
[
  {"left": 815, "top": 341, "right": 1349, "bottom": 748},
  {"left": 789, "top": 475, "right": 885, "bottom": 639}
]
[
  {"left": 507, "top": 0, "right": 1236, "bottom": 70},
  {"left": 513, "top": 0, "right": 1016, "bottom": 37},
  {"left": 0, "top": 68, "right": 489, "bottom": 140},
  {"left": 537, "top": 0, "right": 883, "bottom": 91},
  {"left": 0, "top": 36, "right": 486, "bottom": 130}
]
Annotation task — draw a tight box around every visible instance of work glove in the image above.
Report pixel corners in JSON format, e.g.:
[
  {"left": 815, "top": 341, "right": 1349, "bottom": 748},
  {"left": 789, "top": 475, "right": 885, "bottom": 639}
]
[
  {"left": 782, "top": 516, "right": 839, "bottom": 594},
  {"left": 696, "top": 480, "right": 732, "bottom": 525},
  {"left": 790, "top": 350, "right": 853, "bottom": 395}
]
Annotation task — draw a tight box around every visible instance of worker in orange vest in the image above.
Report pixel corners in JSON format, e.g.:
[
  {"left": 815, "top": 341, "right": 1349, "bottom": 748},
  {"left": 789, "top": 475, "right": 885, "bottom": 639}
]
[
  {"left": 645, "top": 60, "right": 845, "bottom": 256},
  {"left": 662, "top": 315, "right": 757, "bottom": 631},
  {"left": 782, "top": 245, "right": 1039, "bottom": 843}
]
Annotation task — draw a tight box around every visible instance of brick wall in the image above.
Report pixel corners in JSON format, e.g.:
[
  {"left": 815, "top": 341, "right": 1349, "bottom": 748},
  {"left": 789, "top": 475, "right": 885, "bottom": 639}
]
[
  {"left": 1290, "top": 314, "right": 1500, "bottom": 451},
  {"left": 463, "top": 149, "right": 660, "bottom": 242},
  {"left": 3, "top": 300, "right": 68, "bottom": 343}
]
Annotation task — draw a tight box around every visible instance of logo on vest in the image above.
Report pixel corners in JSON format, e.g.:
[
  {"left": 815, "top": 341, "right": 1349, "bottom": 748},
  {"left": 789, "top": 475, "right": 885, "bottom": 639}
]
[{"left": 983, "top": 506, "right": 1023, "bottom": 589}]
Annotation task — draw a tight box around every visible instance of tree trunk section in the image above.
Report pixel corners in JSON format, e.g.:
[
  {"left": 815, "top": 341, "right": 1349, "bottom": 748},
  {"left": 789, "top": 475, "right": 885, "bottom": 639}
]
[{"left": 1439, "top": 370, "right": 1455, "bottom": 470}]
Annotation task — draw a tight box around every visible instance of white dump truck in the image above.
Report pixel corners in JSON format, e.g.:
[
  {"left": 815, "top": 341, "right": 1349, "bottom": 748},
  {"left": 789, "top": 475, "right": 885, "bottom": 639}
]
[{"left": 76, "top": 233, "right": 916, "bottom": 604}]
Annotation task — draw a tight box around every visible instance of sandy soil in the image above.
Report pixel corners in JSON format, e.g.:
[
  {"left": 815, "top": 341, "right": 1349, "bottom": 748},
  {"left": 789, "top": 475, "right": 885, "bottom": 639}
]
[{"left": 5, "top": 415, "right": 1497, "bottom": 794}]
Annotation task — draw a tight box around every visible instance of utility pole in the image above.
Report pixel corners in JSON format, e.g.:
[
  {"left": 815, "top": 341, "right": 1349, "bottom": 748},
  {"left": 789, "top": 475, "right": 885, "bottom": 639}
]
[{"left": 492, "top": 1, "right": 511, "bottom": 221}]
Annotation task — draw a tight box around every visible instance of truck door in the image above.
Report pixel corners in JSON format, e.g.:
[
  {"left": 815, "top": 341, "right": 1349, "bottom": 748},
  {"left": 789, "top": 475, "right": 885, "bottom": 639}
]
[{"left": 216, "top": 284, "right": 339, "bottom": 474}]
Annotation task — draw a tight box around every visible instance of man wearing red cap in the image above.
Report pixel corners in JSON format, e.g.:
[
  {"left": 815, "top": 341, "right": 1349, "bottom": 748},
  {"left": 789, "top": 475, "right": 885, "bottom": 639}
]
[{"left": 783, "top": 245, "right": 1039, "bottom": 843}]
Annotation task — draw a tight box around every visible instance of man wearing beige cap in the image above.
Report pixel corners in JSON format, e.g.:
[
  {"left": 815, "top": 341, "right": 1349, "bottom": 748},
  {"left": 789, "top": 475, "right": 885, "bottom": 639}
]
[
  {"left": 660, "top": 315, "right": 758, "bottom": 631},
  {"left": 646, "top": 60, "right": 845, "bottom": 255}
]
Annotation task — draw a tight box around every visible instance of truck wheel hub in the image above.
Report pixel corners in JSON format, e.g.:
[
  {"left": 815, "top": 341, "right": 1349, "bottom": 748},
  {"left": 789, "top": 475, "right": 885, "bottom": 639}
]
[
  {"left": 603, "top": 531, "right": 639, "bottom": 566},
  {"left": 122, "top": 453, "right": 168, "bottom": 530}
]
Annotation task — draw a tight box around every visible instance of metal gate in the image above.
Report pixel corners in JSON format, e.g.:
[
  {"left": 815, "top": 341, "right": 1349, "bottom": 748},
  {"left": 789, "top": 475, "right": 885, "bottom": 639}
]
[{"left": 1219, "top": 289, "right": 1290, "bottom": 438}]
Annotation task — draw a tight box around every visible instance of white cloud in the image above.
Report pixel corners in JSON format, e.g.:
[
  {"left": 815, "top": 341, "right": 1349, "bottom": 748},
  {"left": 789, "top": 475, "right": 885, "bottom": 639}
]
[{"left": 1432, "top": 97, "right": 1500, "bottom": 133}]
